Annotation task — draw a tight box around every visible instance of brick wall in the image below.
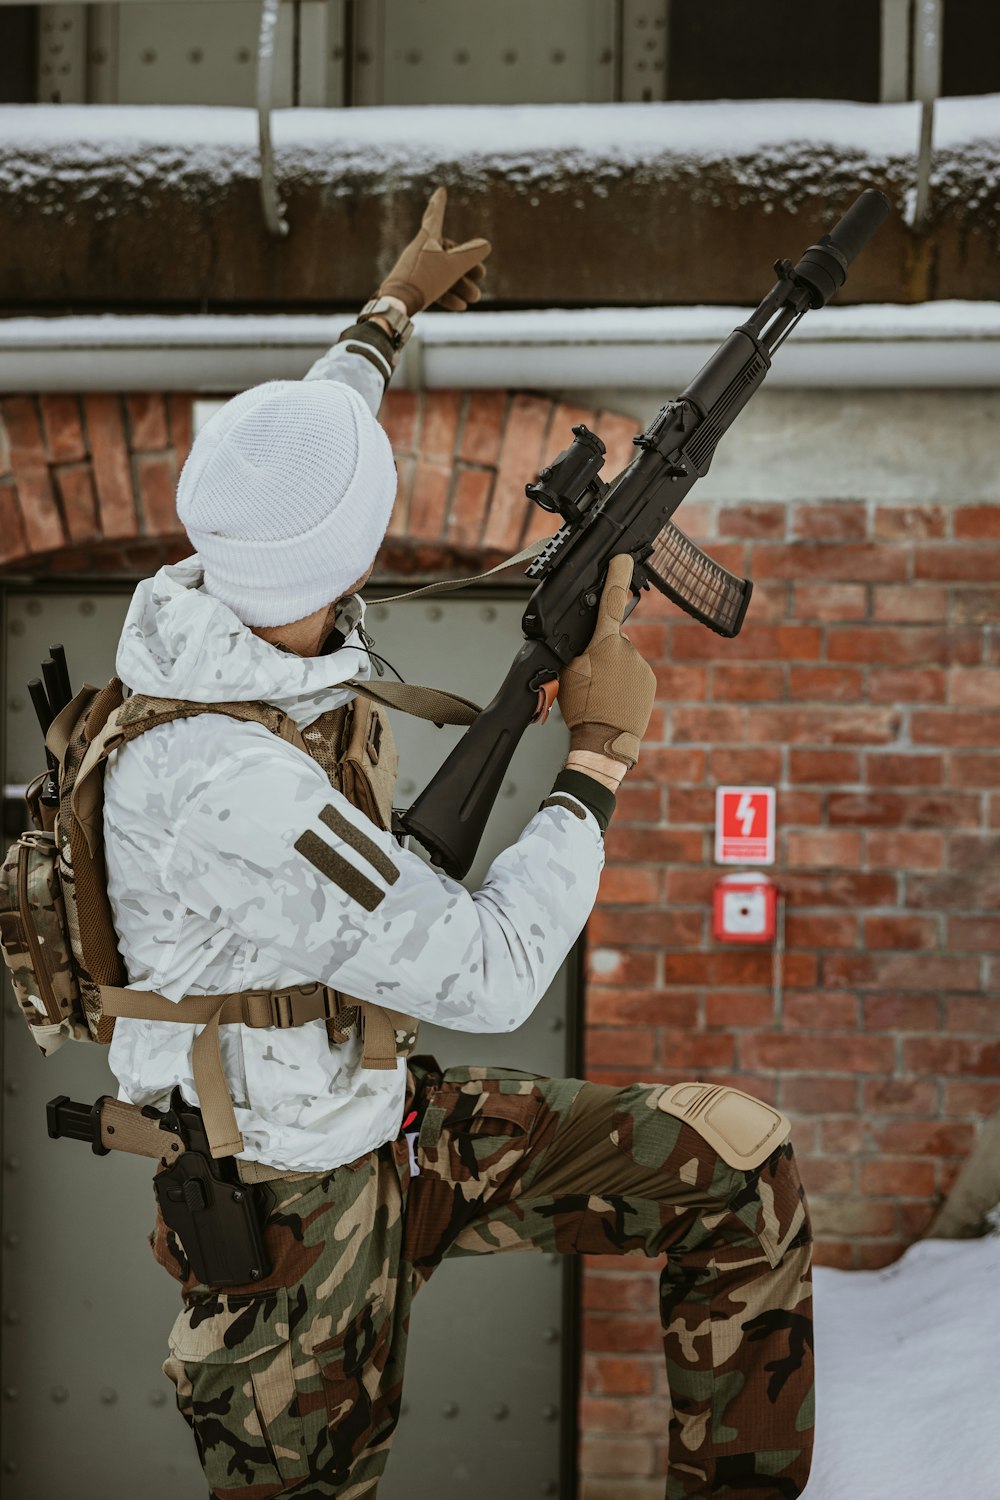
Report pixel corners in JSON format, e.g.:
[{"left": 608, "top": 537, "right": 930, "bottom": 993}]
[{"left": 3, "top": 387, "right": 998, "bottom": 1498}]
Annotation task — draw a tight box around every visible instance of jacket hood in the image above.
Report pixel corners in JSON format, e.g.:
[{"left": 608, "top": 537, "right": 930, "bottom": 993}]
[{"left": 116, "top": 554, "right": 373, "bottom": 727}]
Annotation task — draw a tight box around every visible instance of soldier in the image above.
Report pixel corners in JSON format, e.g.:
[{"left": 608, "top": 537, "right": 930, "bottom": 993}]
[{"left": 102, "top": 190, "right": 813, "bottom": 1499}]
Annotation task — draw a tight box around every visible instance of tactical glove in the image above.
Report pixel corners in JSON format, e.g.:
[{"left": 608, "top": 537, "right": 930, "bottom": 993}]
[
  {"left": 558, "top": 555, "right": 657, "bottom": 769},
  {"left": 378, "top": 186, "right": 491, "bottom": 315}
]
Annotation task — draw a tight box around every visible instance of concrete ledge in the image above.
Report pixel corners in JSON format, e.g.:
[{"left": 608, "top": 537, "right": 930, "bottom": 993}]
[{"left": 1, "top": 99, "right": 999, "bottom": 308}]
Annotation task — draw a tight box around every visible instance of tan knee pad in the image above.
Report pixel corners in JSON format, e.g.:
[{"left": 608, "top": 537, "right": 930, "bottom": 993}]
[{"left": 656, "top": 1082, "right": 791, "bottom": 1171}]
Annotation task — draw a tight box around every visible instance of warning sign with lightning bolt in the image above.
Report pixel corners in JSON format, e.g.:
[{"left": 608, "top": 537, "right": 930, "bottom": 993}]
[{"left": 714, "top": 786, "right": 776, "bottom": 865}]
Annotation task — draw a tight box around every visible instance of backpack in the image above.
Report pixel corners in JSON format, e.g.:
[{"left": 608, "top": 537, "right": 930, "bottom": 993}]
[{"left": 0, "top": 675, "right": 436, "bottom": 1158}]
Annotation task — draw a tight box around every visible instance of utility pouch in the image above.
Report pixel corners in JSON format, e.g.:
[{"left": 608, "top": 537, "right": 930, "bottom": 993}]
[
  {"left": 154, "top": 1153, "right": 274, "bottom": 1289},
  {"left": 0, "top": 829, "right": 88, "bottom": 1056}
]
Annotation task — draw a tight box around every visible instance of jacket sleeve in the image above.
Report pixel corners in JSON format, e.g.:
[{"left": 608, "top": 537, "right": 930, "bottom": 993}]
[
  {"left": 162, "top": 724, "right": 604, "bottom": 1034},
  {"left": 304, "top": 320, "right": 398, "bottom": 418}
]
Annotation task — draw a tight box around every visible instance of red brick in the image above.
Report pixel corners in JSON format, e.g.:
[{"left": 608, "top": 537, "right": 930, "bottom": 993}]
[
  {"left": 624, "top": 621, "right": 668, "bottom": 658},
  {"left": 670, "top": 705, "right": 745, "bottom": 743},
  {"left": 663, "top": 950, "right": 771, "bottom": 987},
  {"left": 614, "top": 783, "right": 661, "bottom": 823},
  {"left": 718, "top": 502, "right": 785, "bottom": 538},
  {"left": 582, "top": 1316, "right": 662, "bottom": 1355},
  {"left": 603, "top": 826, "right": 704, "bottom": 865},
  {"left": 586, "top": 949, "right": 659, "bottom": 986},
  {"left": 586, "top": 988, "right": 700, "bottom": 1028},
  {"left": 829, "top": 625, "right": 980, "bottom": 666},
  {"left": 904, "top": 1038, "right": 1000, "bottom": 1076},
  {"left": 459, "top": 390, "right": 506, "bottom": 467},
  {"left": 447, "top": 467, "right": 492, "bottom": 547},
  {"left": 84, "top": 394, "right": 137, "bottom": 541},
  {"left": 954, "top": 505, "right": 1000, "bottom": 540},
  {"left": 863, "top": 914, "right": 937, "bottom": 950},
  {"left": 874, "top": 505, "right": 947, "bottom": 540},
  {"left": 672, "top": 622, "right": 821, "bottom": 662},
  {"left": 793, "top": 501, "right": 866, "bottom": 541},
  {"left": 420, "top": 390, "right": 462, "bottom": 464},
  {"left": 709, "top": 747, "right": 782, "bottom": 783},
  {"left": 952, "top": 586, "right": 1000, "bottom": 625},
  {"left": 863, "top": 1077, "right": 937, "bottom": 1115},
  {"left": 408, "top": 461, "right": 451, "bottom": 538},
  {"left": 856, "top": 1242, "right": 907, "bottom": 1270},
  {"left": 711, "top": 663, "right": 782, "bottom": 701},
  {"left": 809, "top": 1198, "right": 897, "bottom": 1237},
  {"left": 872, "top": 584, "right": 948, "bottom": 623},
  {"left": 916, "top": 544, "right": 1000, "bottom": 582},
  {"left": 598, "top": 866, "right": 662, "bottom": 905},
  {"left": 949, "top": 667, "right": 1000, "bottom": 708},
  {"left": 829, "top": 792, "right": 904, "bottom": 826},
  {"left": 792, "top": 581, "right": 867, "bottom": 621},
  {"left": 578, "top": 1434, "right": 656, "bottom": 1476},
  {"left": 664, "top": 868, "right": 717, "bottom": 905},
  {"left": 586, "top": 1356, "right": 656, "bottom": 1397},
  {"left": 597, "top": 410, "right": 642, "bottom": 477},
  {"left": 587, "top": 1028, "right": 656, "bottom": 1068},
  {"left": 897, "top": 1203, "right": 937, "bottom": 1241},
  {"left": 784, "top": 910, "right": 858, "bottom": 948},
  {"left": 2, "top": 395, "right": 64, "bottom": 553},
  {"left": 867, "top": 830, "right": 944, "bottom": 870},
  {"left": 788, "top": 749, "right": 859, "bottom": 784},
  {"left": 386, "top": 456, "right": 414, "bottom": 537},
  {"left": 781, "top": 1076, "right": 858, "bottom": 1113},
  {"left": 959, "top": 752, "right": 1000, "bottom": 787},
  {"left": 948, "top": 832, "right": 1000, "bottom": 873},
  {"left": 783, "top": 989, "right": 859, "bottom": 1029},
  {"left": 742, "top": 1033, "right": 894, "bottom": 1074},
  {"left": 125, "top": 393, "right": 169, "bottom": 451},
  {"left": 820, "top": 1118, "right": 867, "bottom": 1153},
  {"left": 801, "top": 1156, "right": 855, "bottom": 1194},
  {"left": 913, "top": 709, "right": 1000, "bottom": 747},
  {"left": 945, "top": 997, "right": 1000, "bottom": 1033},
  {"left": 667, "top": 787, "right": 714, "bottom": 824},
  {"left": 947, "top": 916, "right": 1000, "bottom": 951},
  {"left": 167, "top": 394, "right": 193, "bottom": 468},
  {"left": 873, "top": 1120, "right": 975, "bottom": 1156},
  {"left": 135, "top": 453, "right": 180, "bottom": 536},
  {"left": 588, "top": 908, "right": 703, "bottom": 949},
  {"left": 743, "top": 581, "right": 789, "bottom": 622},
  {"left": 39, "top": 393, "right": 87, "bottom": 462},
  {"left": 639, "top": 747, "right": 705, "bottom": 782},
  {"left": 778, "top": 790, "right": 824, "bottom": 825},
  {"left": 869, "top": 667, "right": 947, "bottom": 703},
  {"left": 0, "top": 478, "right": 28, "bottom": 563},
  {"left": 656, "top": 1031, "right": 735, "bottom": 1071},
  {"left": 51, "top": 464, "right": 98, "bottom": 544},
  {"left": 787, "top": 665, "right": 862, "bottom": 701},
  {"left": 483, "top": 394, "right": 553, "bottom": 550},
  {"left": 704, "top": 990, "right": 774, "bottom": 1028},
  {"left": 862, "top": 993, "right": 940, "bottom": 1029},
  {"left": 867, "top": 753, "right": 943, "bottom": 787},
  {"left": 382, "top": 389, "right": 420, "bottom": 454},
  {"left": 786, "top": 829, "right": 862, "bottom": 867},
  {"left": 783, "top": 871, "right": 899, "bottom": 907},
  {"left": 942, "top": 1080, "right": 1000, "bottom": 1115},
  {"left": 745, "top": 706, "right": 900, "bottom": 745},
  {"left": 652, "top": 663, "right": 708, "bottom": 700},
  {"left": 826, "top": 952, "right": 976, "bottom": 992},
  {"left": 813, "top": 1241, "right": 854, "bottom": 1269},
  {"left": 859, "top": 1159, "right": 936, "bottom": 1196},
  {"left": 752, "top": 541, "right": 906, "bottom": 583}
]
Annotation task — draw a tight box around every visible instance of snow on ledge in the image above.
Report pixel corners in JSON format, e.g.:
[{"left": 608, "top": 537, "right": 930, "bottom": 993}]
[
  {"left": 0, "top": 303, "right": 998, "bottom": 392},
  {"left": 0, "top": 97, "right": 998, "bottom": 214}
]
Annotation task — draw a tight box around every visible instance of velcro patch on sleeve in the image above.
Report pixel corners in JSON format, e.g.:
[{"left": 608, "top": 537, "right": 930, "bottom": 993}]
[{"left": 294, "top": 804, "right": 400, "bottom": 913}]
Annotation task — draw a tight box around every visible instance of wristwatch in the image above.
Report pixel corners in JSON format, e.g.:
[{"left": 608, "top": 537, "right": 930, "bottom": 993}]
[{"left": 358, "top": 297, "right": 414, "bottom": 350}]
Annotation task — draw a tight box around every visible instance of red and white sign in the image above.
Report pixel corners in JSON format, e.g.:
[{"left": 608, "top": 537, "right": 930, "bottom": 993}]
[{"left": 714, "top": 786, "right": 776, "bottom": 865}]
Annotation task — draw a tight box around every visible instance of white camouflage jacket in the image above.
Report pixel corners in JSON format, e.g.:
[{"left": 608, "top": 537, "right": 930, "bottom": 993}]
[{"left": 103, "top": 336, "right": 605, "bottom": 1171}]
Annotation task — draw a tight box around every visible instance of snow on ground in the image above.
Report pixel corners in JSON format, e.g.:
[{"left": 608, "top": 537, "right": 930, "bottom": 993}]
[
  {"left": 1, "top": 96, "right": 998, "bottom": 219},
  {"left": 804, "top": 1234, "right": 1000, "bottom": 1499}
]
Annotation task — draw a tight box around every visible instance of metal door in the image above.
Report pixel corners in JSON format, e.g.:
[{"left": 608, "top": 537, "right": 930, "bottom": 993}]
[{"left": 1, "top": 582, "right": 579, "bottom": 1499}]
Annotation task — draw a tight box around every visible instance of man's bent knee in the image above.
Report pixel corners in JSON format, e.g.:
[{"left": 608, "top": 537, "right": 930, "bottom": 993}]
[{"left": 656, "top": 1081, "right": 791, "bottom": 1171}]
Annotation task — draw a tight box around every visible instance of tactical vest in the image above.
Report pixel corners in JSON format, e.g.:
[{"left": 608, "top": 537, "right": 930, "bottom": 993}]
[{"left": 3, "top": 676, "right": 421, "bottom": 1159}]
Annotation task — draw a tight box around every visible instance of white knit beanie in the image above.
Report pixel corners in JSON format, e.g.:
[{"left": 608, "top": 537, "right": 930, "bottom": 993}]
[{"left": 175, "top": 380, "right": 397, "bottom": 626}]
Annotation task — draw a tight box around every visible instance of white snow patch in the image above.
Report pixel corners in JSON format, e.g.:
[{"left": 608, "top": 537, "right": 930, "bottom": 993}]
[
  {"left": 0, "top": 96, "right": 997, "bottom": 218},
  {"left": 805, "top": 1235, "right": 1000, "bottom": 1498}
]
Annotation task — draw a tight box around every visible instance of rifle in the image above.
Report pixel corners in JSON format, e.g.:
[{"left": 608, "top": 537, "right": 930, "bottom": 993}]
[{"left": 400, "top": 189, "right": 891, "bottom": 880}]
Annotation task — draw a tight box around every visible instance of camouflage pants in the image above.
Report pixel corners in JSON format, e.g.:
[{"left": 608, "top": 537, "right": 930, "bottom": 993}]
[{"left": 156, "top": 1058, "right": 814, "bottom": 1499}]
